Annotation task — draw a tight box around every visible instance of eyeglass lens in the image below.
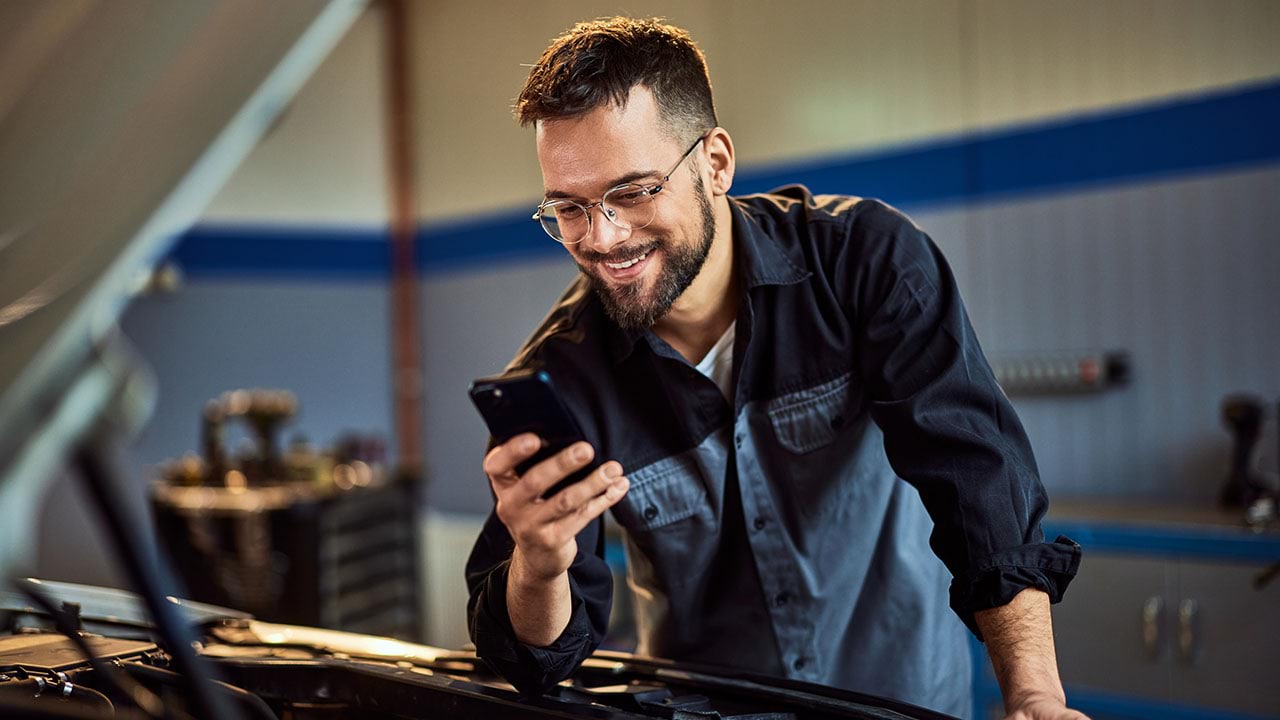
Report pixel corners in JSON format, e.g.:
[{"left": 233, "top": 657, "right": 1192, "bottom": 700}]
[{"left": 540, "top": 185, "right": 657, "bottom": 243}]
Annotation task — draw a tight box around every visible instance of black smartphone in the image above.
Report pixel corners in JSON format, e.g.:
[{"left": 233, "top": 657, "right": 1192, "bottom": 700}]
[{"left": 468, "top": 369, "right": 598, "bottom": 498}]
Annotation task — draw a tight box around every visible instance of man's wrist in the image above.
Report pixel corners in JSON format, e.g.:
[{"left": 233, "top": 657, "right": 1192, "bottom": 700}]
[
  {"left": 506, "top": 546, "right": 573, "bottom": 647},
  {"left": 974, "top": 588, "right": 1069, "bottom": 713},
  {"left": 1005, "top": 687, "right": 1067, "bottom": 710},
  {"left": 510, "top": 545, "right": 567, "bottom": 586}
]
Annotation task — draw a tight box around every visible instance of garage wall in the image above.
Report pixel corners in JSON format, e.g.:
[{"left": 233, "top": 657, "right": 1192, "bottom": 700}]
[
  {"left": 31, "top": 1, "right": 1280, "bottom": 647},
  {"left": 409, "top": 0, "right": 1280, "bottom": 512}
]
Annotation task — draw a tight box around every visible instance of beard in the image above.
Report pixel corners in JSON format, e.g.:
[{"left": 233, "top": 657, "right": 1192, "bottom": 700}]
[{"left": 577, "top": 174, "right": 717, "bottom": 330}]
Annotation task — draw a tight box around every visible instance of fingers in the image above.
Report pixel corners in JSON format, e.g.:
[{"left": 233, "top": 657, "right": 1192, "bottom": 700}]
[
  {"left": 485, "top": 438, "right": 631, "bottom": 559},
  {"left": 483, "top": 433, "right": 542, "bottom": 486},
  {"left": 484, "top": 436, "right": 599, "bottom": 503},
  {"left": 551, "top": 471, "right": 630, "bottom": 538},
  {"left": 538, "top": 460, "right": 624, "bottom": 520},
  {"left": 518, "top": 441, "right": 597, "bottom": 500}
]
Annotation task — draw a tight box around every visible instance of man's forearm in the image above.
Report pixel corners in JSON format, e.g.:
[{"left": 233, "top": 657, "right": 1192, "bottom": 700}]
[
  {"left": 506, "top": 546, "right": 573, "bottom": 647},
  {"left": 974, "top": 587, "right": 1067, "bottom": 712}
]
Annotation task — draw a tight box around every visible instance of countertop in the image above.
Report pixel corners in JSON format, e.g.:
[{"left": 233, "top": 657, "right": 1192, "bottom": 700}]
[
  {"left": 1044, "top": 497, "right": 1280, "bottom": 562},
  {"left": 1048, "top": 498, "right": 1277, "bottom": 533}
]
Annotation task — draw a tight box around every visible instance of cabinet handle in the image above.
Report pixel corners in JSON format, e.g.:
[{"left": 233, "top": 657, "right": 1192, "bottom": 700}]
[
  {"left": 1178, "top": 598, "right": 1199, "bottom": 665},
  {"left": 1142, "top": 596, "right": 1163, "bottom": 660}
]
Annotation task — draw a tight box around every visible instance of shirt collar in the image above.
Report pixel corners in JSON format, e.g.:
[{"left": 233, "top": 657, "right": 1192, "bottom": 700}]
[
  {"left": 605, "top": 198, "right": 811, "bottom": 364},
  {"left": 729, "top": 196, "right": 811, "bottom": 290}
]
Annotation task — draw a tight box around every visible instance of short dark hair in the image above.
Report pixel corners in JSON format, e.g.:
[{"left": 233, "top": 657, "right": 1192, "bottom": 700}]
[{"left": 516, "top": 17, "right": 717, "bottom": 142}]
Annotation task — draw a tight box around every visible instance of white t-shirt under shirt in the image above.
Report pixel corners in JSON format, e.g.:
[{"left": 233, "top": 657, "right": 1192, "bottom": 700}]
[{"left": 694, "top": 321, "right": 735, "bottom": 402}]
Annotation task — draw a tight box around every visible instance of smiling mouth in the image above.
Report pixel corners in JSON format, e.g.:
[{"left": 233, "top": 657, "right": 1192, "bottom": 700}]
[{"left": 604, "top": 250, "right": 650, "bottom": 270}]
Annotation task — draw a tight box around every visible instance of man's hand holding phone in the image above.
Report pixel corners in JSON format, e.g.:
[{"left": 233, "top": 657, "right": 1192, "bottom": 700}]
[{"left": 483, "top": 432, "right": 629, "bottom": 646}]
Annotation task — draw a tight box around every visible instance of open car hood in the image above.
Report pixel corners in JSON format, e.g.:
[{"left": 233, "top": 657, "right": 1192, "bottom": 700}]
[{"left": 0, "top": 580, "right": 957, "bottom": 720}]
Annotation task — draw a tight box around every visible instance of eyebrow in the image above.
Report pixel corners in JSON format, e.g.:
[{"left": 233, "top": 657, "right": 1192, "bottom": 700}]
[{"left": 544, "top": 169, "right": 662, "bottom": 200}]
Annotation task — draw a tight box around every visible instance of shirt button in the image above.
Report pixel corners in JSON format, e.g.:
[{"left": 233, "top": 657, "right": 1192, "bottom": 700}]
[
  {"left": 734, "top": 434, "right": 744, "bottom": 448},
  {"left": 643, "top": 505, "right": 659, "bottom": 521},
  {"left": 793, "top": 657, "right": 807, "bottom": 671},
  {"left": 753, "top": 517, "right": 767, "bottom": 531},
  {"left": 774, "top": 592, "right": 790, "bottom": 607}
]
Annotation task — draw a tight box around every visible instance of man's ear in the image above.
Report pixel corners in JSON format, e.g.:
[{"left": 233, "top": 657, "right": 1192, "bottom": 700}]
[{"left": 704, "top": 127, "right": 735, "bottom": 197}]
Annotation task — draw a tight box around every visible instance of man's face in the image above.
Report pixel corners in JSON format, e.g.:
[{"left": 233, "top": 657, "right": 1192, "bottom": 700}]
[{"left": 535, "top": 87, "right": 716, "bottom": 329}]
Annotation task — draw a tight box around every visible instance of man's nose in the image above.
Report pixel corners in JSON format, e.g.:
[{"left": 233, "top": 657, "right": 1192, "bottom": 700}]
[{"left": 583, "top": 205, "right": 631, "bottom": 254}]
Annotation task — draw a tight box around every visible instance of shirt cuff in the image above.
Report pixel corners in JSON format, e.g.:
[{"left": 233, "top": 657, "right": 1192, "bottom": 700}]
[
  {"left": 949, "top": 534, "right": 1082, "bottom": 640},
  {"left": 469, "top": 559, "right": 596, "bottom": 695}
]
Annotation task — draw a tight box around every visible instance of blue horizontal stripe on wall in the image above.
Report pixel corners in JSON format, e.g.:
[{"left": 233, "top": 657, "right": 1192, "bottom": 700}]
[
  {"left": 734, "top": 78, "right": 1280, "bottom": 205},
  {"left": 172, "top": 79, "right": 1280, "bottom": 276},
  {"left": 416, "top": 209, "right": 556, "bottom": 272},
  {"left": 1043, "top": 520, "right": 1280, "bottom": 563},
  {"left": 173, "top": 224, "right": 392, "bottom": 278}
]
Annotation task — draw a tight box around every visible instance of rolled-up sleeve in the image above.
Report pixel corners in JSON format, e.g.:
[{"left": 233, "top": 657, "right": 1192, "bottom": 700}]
[
  {"left": 464, "top": 509, "right": 613, "bottom": 694},
  {"left": 850, "top": 208, "right": 1081, "bottom": 640}
]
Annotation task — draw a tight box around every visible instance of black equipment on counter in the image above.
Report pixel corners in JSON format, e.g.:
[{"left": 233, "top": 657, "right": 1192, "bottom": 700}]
[
  {"left": 1219, "top": 394, "right": 1272, "bottom": 510},
  {"left": 150, "top": 390, "right": 420, "bottom": 641}
]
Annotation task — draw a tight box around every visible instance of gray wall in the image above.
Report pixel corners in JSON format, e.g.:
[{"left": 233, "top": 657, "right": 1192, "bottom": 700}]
[
  {"left": 420, "top": 260, "right": 578, "bottom": 507},
  {"left": 926, "top": 166, "right": 1280, "bottom": 500}
]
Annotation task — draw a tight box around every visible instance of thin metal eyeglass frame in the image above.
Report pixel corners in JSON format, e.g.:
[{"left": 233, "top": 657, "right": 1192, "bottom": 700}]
[{"left": 532, "top": 133, "right": 708, "bottom": 244}]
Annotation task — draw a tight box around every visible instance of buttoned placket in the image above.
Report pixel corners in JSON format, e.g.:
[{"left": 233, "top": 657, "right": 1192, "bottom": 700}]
[{"left": 730, "top": 292, "right": 820, "bottom": 681}]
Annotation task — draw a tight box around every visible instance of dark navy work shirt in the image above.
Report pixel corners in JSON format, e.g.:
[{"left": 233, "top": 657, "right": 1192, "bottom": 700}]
[{"left": 465, "top": 186, "right": 1081, "bottom": 717}]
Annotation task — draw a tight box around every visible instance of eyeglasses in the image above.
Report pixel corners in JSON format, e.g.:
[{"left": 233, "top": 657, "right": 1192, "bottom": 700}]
[{"left": 532, "top": 134, "right": 707, "bottom": 245}]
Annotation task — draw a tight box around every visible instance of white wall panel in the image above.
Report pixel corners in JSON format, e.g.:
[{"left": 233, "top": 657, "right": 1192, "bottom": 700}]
[
  {"left": 712, "top": 0, "right": 969, "bottom": 165},
  {"left": 970, "top": 0, "right": 1280, "bottom": 132},
  {"left": 398, "top": 0, "right": 1279, "bottom": 223},
  {"left": 200, "top": 6, "right": 391, "bottom": 225},
  {"left": 409, "top": 0, "right": 722, "bottom": 222},
  {"left": 421, "top": 509, "right": 485, "bottom": 648},
  {"left": 183, "top": 1, "right": 1279, "bottom": 226}
]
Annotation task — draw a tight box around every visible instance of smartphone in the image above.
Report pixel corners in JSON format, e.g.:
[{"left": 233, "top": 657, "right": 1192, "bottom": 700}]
[{"left": 468, "top": 369, "right": 598, "bottom": 498}]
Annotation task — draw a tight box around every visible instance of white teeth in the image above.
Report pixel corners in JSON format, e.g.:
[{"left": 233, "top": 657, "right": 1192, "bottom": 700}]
[{"left": 605, "top": 251, "right": 649, "bottom": 270}]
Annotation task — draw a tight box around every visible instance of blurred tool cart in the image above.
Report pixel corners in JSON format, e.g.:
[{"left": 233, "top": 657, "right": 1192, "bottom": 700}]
[{"left": 151, "top": 389, "right": 421, "bottom": 641}]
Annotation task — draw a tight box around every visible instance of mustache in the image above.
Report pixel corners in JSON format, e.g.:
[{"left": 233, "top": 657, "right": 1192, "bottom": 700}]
[{"left": 576, "top": 239, "right": 662, "bottom": 265}]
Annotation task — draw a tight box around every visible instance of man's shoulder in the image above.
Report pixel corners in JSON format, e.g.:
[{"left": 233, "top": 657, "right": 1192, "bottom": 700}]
[
  {"left": 733, "top": 185, "right": 932, "bottom": 267},
  {"left": 505, "top": 274, "right": 609, "bottom": 376}
]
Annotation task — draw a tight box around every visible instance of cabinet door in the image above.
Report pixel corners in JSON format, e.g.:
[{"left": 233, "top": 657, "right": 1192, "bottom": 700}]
[
  {"left": 1171, "top": 559, "right": 1280, "bottom": 716},
  {"left": 1051, "top": 554, "right": 1174, "bottom": 701}
]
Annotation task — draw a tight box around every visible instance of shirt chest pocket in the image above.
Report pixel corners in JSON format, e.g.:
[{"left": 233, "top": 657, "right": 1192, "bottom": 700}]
[
  {"left": 767, "top": 372, "right": 855, "bottom": 454},
  {"left": 612, "top": 452, "right": 714, "bottom": 533},
  {"left": 612, "top": 450, "right": 719, "bottom": 591},
  {"left": 763, "top": 373, "right": 874, "bottom": 520}
]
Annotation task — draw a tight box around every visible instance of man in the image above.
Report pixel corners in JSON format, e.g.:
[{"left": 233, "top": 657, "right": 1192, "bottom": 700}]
[{"left": 466, "top": 17, "right": 1084, "bottom": 720}]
